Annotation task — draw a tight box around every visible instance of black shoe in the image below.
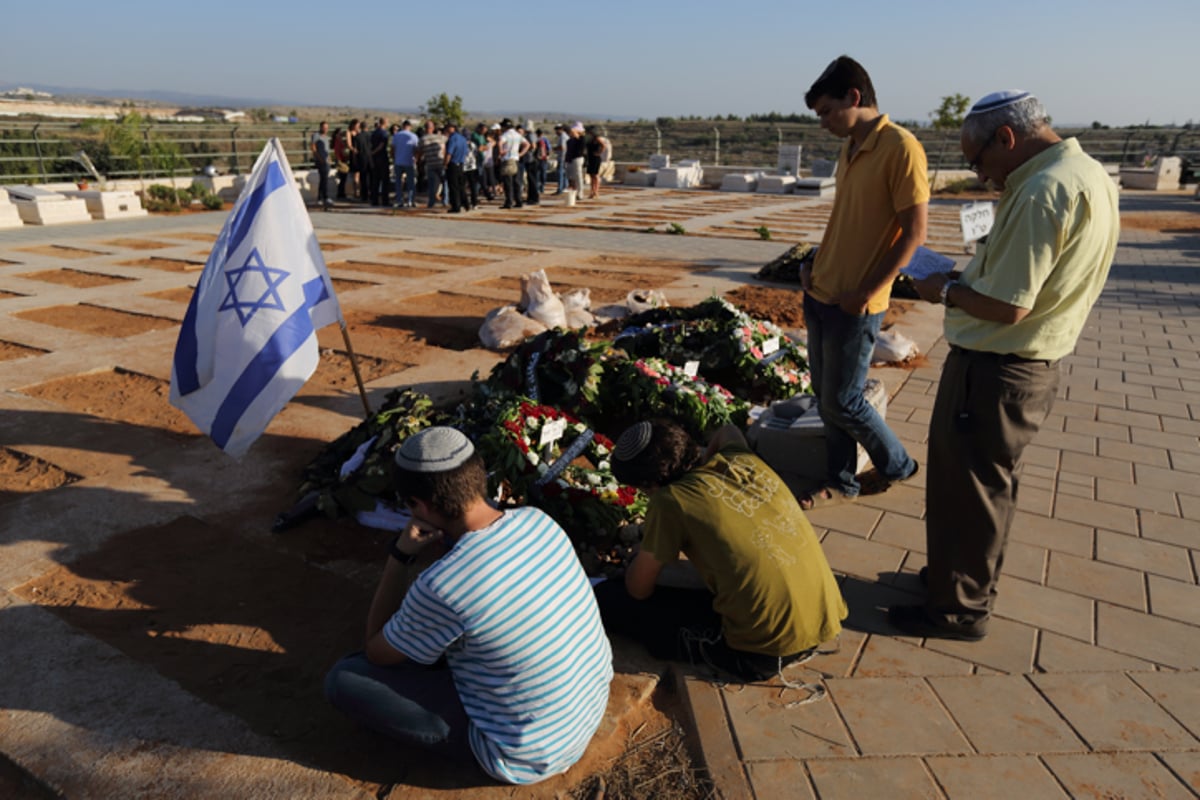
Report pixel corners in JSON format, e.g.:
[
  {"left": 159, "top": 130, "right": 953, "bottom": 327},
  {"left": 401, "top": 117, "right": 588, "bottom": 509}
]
[{"left": 887, "top": 605, "right": 987, "bottom": 641}]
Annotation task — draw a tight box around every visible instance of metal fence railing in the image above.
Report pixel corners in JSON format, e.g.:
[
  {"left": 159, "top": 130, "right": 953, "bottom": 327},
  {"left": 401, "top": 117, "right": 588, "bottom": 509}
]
[{"left": 2, "top": 119, "right": 1196, "bottom": 186}]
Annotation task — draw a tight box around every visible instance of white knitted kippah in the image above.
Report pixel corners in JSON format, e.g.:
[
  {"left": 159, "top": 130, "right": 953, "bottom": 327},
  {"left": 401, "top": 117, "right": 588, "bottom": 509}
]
[
  {"left": 394, "top": 427, "right": 474, "bottom": 473},
  {"left": 614, "top": 421, "right": 654, "bottom": 461},
  {"left": 967, "top": 90, "right": 1033, "bottom": 117}
]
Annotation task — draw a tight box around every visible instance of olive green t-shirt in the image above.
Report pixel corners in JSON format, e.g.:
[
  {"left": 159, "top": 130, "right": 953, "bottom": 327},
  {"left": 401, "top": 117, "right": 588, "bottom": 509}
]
[{"left": 641, "top": 444, "right": 847, "bottom": 656}]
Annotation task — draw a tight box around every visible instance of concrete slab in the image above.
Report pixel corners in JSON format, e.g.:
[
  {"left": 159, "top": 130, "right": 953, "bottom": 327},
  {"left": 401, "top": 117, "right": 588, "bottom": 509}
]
[
  {"left": 1032, "top": 672, "right": 1196, "bottom": 751},
  {"left": 1043, "top": 752, "right": 1195, "bottom": 799},
  {"left": 925, "top": 755, "right": 1070, "bottom": 799},
  {"left": 929, "top": 675, "right": 1085, "bottom": 753},
  {"left": 826, "top": 677, "right": 971, "bottom": 756},
  {"left": 60, "top": 189, "right": 149, "bottom": 220}
]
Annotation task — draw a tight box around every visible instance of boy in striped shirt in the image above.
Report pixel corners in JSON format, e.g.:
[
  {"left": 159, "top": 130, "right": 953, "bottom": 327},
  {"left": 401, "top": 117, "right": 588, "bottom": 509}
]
[{"left": 325, "top": 427, "right": 613, "bottom": 785}]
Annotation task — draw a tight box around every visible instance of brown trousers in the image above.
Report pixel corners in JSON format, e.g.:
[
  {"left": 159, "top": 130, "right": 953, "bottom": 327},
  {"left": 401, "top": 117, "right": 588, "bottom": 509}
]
[{"left": 924, "top": 347, "right": 1060, "bottom": 625}]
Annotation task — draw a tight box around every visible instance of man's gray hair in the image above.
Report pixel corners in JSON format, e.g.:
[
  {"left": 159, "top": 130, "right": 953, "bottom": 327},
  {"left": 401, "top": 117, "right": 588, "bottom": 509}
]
[{"left": 961, "top": 96, "right": 1049, "bottom": 145}]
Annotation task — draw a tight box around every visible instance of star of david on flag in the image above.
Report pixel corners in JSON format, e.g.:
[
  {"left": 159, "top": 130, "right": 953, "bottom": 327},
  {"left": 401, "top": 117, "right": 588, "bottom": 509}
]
[{"left": 170, "top": 138, "right": 343, "bottom": 457}]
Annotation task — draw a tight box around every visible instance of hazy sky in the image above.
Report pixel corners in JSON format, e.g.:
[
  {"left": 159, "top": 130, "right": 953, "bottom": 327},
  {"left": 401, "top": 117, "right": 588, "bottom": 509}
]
[{"left": 3, "top": 0, "right": 1197, "bottom": 127}]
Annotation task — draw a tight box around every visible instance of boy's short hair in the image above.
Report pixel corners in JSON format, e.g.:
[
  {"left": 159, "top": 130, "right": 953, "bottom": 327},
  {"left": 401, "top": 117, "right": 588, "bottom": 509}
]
[
  {"left": 611, "top": 419, "right": 702, "bottom": 489},
  {"left": 394, "top": 452, "right": 487, "bottom": 519},
  {"left": 804, "top": 55, "right": 877, "bottom": 110}
]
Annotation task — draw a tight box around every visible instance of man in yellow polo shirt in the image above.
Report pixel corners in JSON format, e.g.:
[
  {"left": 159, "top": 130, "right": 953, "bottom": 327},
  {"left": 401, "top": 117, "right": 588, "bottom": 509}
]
[
  {"left": 891, "top": 91, "right": 1120, "bottom": 641},
  {"left": 798, "top": 55, "right": 926, "bottom": 509}
]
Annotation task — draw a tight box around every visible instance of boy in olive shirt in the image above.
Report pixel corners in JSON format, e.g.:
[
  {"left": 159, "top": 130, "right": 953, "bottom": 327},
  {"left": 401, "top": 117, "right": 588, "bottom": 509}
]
[{"left": 594, "top": 419, "right": 847, "bottom": 681}]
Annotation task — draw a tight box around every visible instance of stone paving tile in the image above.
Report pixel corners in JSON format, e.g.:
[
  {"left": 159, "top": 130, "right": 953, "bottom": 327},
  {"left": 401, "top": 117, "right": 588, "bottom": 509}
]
[
  {"left": 1046, "top": 551, "right": 1146, "bottom": 610},
  {"left": 1097, "top": 437, "right": 1172, "bottom": 468},
  {"left": 804, "top": 503, "right": 884, "bottom": 538},
  {"left": 1030, "top": 427, "right": 1098, "bottom": 455},
  {"left": 1171, "top": 449, "right": 1200, "bottom": 474},
  {"left": 993, "top": 576, "right": 1094, "bottom": 640},
  {"left": 1004, "top": 541, "right": 1048, "bottom": 583},
  {"left": 1053, "top": 493, "right": 1138, "bottom": 534},
  {"left": 1063, "top": 417, "right": 1132, "bottom": 443},
  {"left": 924, "top": 616, "right": 1039, "bottom": 676},
  {"left": 1010, "top": 511, "right": 1095, "bottom": 557},
  {"left": 1180, "top": 494, "right": 1200, "bottom": 522},
  {"left": 1096, "top": 404, "right": 1168, "bottom": 431},
  {"left": 819, "top": 531, "right": 907, "bottom": 582},
  {"left": 870, "top": 511, "right": 926, "bottom": 553},
  {"left": 1060, "top": 450, "right": 1133, "bottom": 482},
  {"left": 1096, "top": 529, "right": 1193, "bottom": 580},
  {"left": 742, "top": 760, "right": 817, "bottom": 800},
  {"left": 805, "top": 757, "right": 941, "bottom": 800},
  {"left": 1096, "top": 476, "right": 1179, "bottom": 515},
  {"left": 852, "top": 634, "right": 974, "bottom": 678},
  {"left": 1032, "top": 672, "right": 1195, "bottom": 751},
  {"left": 1127, "top": 671, "right": 1200, "bottom": 740},
  {"left": 1042, "top": 752, "right": 1195, "bottom": 800},
  {"left": 1017, "top": 485, "right": 1055, "bottom": 517},
  {"left": 841, "top": 577, "right": 924, "bottom": 635},
  {"left": 1022, "top": 443, "right": 1061, "bottom": 469},
  {"left": 925, "top": 755, "right": 1070, "bottom": 799},
  {"left": 929, "top": 675, "right": 1085, "bottom": 754},
  {"left": 1140, "top": 512, "right": 1199, "bottom": 548},
  {"left": 1097, "top": 602, "right": 1200, "bottom": 669},
  {"left": 674, "top": 674, "right": 753, "bottom": 800},
  {"left": 1063, "top": 385, "right": 1127, "bottom": 410},
  {"left": 826, "top": 677, "right": 971, "bottom": 756},
  {"left": 1147, "top": 574, "right": 1200, "bottom": 625},
  {"left": 1137, "top": 463, "right": 1200, "bottom": 497},
  {"left": 1164, "top": 416, "right": 1200, "bottom": 437},
  {"left": 1034, "top": 631, "right": 1158, "bottom": 672},
  {"left": 1131, "top": 426, "right": 1197, "bottom": 450},
  {"left": 856, "top": 483, "right": 925, "bottom": 519},
  {"left": 721, "top": 682, "right": 855, "bottom": 761},
  {"left": 1055, "top": 479, "right": 1093, "bottom": 500},
  {"left": 800, "top": 629, "right": 868, "bottom": 680},
  {"left": 1158, "top": 751, "right": 1200, "bottom": 795}
]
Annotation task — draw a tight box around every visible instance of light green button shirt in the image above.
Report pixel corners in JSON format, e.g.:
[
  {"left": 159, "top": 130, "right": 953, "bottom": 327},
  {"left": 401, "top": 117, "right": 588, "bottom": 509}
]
[{"left": 945, "top": 138, "right": 1119, "bottom": 360}]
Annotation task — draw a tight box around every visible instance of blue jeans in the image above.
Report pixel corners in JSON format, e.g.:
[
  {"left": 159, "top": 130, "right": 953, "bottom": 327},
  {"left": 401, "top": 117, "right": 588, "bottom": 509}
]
[
  {"left": 394, "top": 163, "right": 416, "bottom": 207},
  {"left": 803, "top": 294, "right": 916, "bottom": 496},
  {"left": 425, "top": 165, "right": 445, "bottom": 207},
  {"left": 325, "top": 652, "right": 470, "bottom": 756},
  {"left": 556, "top": 158, "right": 568, "bottom": 192}
]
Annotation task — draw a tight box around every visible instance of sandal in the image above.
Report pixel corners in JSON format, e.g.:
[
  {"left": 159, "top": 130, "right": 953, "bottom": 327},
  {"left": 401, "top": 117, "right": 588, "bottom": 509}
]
[{"left": 799, "top": 486, "right": 856, "bottom": 511}]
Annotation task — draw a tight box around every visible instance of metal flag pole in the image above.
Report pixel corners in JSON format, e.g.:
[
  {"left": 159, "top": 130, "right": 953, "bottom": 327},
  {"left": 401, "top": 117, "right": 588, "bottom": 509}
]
[{"left": 338, "top": 321, "right": 372, "bottom": 417}]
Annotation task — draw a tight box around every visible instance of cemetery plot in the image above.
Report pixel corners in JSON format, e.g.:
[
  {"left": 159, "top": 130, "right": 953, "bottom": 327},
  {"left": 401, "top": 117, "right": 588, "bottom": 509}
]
[
  {"left": 117, "top": 256, "right": 205, "bottom": 272},
  {"left": 724, "top": 286, "right": 806, "bottom": 328},
  {"left": 0, "top": 257, "right": 22, "bottom": 265},
  {"left": 17, "top": 268, "right": 136, "bottom": 288},
  {"left": 308, "top": 349, "right": 412, "bottom": 390},
  {"left": 100, "top": 238, "right": 174, "bottom": 251},
  {"left": 0, "top": 446, "right": 82, "bottom": 496},
  {"left": 319, "top": 292, "right": 499, "bottom": 356},
  {"left": 328, "top": 277, "right": 378, "bottom": 294},
  {"left": 21, "top": 367, "right": 198, "bottom": 436},
  {"left": 325, "top": 260, "right": 441, "bottom": 280},
  {"left": 16, "top": 244, "right": 110, "bottom": 260},
  {"left": 584, "top": 254, "right": 714, "bottom": 272},
  {"left": 324, "top": 233, "right": 411, "bottom": 244},
  {"left": 0, "top": 339, "right": 49, "bottom": 362},
  {"left": 161, "top": 232, "right": 217, "bottom": 243},
  {"left": 317, "top": 242, "right": 355, "bottom": 252},
  {"left": 435, "top": 242, "right": 547, "bottom": 257},
  {"left": 144, "top": 286, "right": 197, "bottom": 303},
  {"left": 376, "top": 250, "right": 495, "bottom": 267},
  {"left": 16, "top": 304, "right": 178, "bottom": 337},
  {"left": 0, "top": 290, "right": 27, "bottom": 300}
]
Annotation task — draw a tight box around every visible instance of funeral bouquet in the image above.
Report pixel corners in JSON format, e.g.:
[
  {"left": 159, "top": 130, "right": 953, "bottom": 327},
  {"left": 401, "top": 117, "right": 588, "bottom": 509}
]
[
  {"left": 485, "top": 328, "right": 606, "bottom": 418},
  {"left": 597, "top": 356, "right": 750, "bottom": 437}
]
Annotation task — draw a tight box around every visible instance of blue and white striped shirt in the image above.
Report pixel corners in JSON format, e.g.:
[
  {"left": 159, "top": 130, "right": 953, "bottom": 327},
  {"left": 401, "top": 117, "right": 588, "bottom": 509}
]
[{"left": 385, "top": 507, "right": 613, "bottom": 784}]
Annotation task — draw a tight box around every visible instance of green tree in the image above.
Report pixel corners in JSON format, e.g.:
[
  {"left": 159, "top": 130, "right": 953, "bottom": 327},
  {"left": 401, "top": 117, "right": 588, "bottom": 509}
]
[
  {"left": 421, "top": 93, "right": 465, "bottom": 127},
  {"left": 930, "top": 93, "right": 971, "bottom": 130}
]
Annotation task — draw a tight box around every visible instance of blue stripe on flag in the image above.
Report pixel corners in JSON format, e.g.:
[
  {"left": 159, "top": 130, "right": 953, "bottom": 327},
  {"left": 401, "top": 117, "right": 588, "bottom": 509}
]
[
  {"left": 228, "top": 162, "right": 287, "bottom": 256},
  {"left": 174, "top": 289, "right": 203, "bottom": 395},
  {"left": 209, "top": 277, "right": 327, "bottom": 450}
]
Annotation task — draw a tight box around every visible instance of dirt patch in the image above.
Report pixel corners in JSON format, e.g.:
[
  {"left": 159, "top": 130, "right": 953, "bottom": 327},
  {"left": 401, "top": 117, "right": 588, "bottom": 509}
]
[
  {"left": 16, "top": 245, "right": 109, "bottom": 260},
  {"left": 21, "top": 367, "right": 198, "bottom": 436},
  {"left": 17, "top": 268, "right": 136, "bottom": 288},
  {"left": 309, "top": 349, "right": 412, "bottom": 390},
  {"left": 366, "top": 292, "right": 499, "bottom": 352},
  {"left": 378, "top": 250, "right": 494, "bottom": 267},
  {"left": 1120, "top": 210, "right": 1200, "bottom": 233},
  {"left": 329, "top": 277, "right": 379, "bottom": 294},
  {"left": 117, "top": 257, "right": 205, "bottom": 272},
  {"left": 0, "top": 340, "right": 49, "bottom": 362},
  {"left": 15, "top": 304, "right": 178, "bottom": 337},
  {"left": 318, "top": 242, "right": 355, "bottom": 252},
  {"left": 162, "top": 232, "right": 217, "bottom": 243},
  {"left": 437, "top": 242, "right": 545, "bottom": 257},
  {"left": 326, "top": 260, "right": 441, "bottom": 280},
  {"left": 326, "top": 233, "right": 410, "bottom": 244},
  {"left": 0, "top": 290, "right": 28, "bottom": 300},
  {"left": 144, "top": 286, "right": 197, "bottom": 303},
  {"left": 583, "top": 255, "right": 710, "bottom": 272},
  {"left": 100, "top": 238, "right": 173, "bottom": 251},
  {"left": 725, "top": 285, "right": 805, "bottom": 327},
  {"left": 0, "top": 446, "right": 82, "bottom": 498}
]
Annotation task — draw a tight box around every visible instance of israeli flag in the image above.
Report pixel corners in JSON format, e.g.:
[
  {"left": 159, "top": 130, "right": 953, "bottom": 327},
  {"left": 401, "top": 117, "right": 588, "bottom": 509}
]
[{"left": 170, "top": 138, "right": 342, "bottom": 458}]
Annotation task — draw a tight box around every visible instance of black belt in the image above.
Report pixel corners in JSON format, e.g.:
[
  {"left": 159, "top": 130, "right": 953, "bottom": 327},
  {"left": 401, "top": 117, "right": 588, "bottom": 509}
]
[{"left": 949, "top": 345, "right": 1056, "bottom": 366}]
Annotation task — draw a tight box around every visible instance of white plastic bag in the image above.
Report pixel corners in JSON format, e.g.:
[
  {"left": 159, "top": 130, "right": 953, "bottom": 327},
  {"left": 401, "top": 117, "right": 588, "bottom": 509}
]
[
  {"left": 626, "top": 289, "right": 668, "bottom": 314},
  {"left": 520, "top": 269, "right": 567, "bottom": 329},
  {"left": 873, "top": 329, "right": 919, "bottom": 363},
  {"left": 479, "top": 305, "right": 547, "bottom": 350},
  {"left": 561, "top": 288, "right": 596, "bottom": 328}
]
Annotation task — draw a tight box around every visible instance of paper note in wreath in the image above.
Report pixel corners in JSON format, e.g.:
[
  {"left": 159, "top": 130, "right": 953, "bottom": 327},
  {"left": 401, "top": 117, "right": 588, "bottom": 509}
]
[{"left": 960, "top": 201, "right": 995, "bottom": 243}]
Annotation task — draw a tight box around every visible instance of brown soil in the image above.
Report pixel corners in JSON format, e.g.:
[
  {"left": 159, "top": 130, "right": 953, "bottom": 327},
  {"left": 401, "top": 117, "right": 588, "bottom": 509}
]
[
  {"left": 16, "top": 244, "right": 108, "bottom": 259},
  {"left": 0, "top": 340, "right": 49, "bottom": 362},
  {"left": 317, "top": 242, "right": 355, "bottom": 252},
  {"left": 100, "top": 238, "right": 173, "bottom": 250},
  {"left": 329, "top": 277, "right": 379, "bottom": 294},
  {"left": 325, "top": 233, "right": 411, "bottom": 244},
  {"left": 162, "top": 232, "right": 217, "bottom": 243},
  {"left": 584, "top": 255, "right": 709, "bottom": 272},
  {"left": 1120, "top": 210, "right": 1200, "bottom": 232},
  {"left": 437, "top": 242, "right": 545, "bottom": 256},
  {"left": 308, "top": 348, "right": 412, "bottom": 390},
  {"left": 377, "top": 250, "right": 494, "bottom": 267},
  {"left": 0, "top": 446, "right": 81, "bottom": 497},
  {"left": 17, "top": 268, "right": 135, "bottom": 288},
  {"left": 725, "top": 285, "right": 805, "bottom": 327},
  {"left": 0, "top": 290, "right": 24, "bottom": 299},
  {"left": 117, "top": 256, "right": 205, "bottom": 272},
  {"left": 333, "top": 292, "right": 498, "bottom": 354},
  {"left": 144, "top": 286, "right": 197, "bottom": 303},
  {"left": 15, "top": 304, "right": 178, "bottom": 337},
  {"left": 325, "top": 260, "right": 441, "bottom": 279},
  {"left": 21, "top": 367, "right": 198, "bottom": 437}
]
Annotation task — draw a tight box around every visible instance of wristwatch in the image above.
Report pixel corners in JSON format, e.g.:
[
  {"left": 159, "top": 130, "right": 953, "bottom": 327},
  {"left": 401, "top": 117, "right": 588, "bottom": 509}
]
[
  {"left": 939, "top": 279, "right": 959, "bottom": 308},
  {"left": 388, "top": 535, "right": 420, "bottom": 565}
]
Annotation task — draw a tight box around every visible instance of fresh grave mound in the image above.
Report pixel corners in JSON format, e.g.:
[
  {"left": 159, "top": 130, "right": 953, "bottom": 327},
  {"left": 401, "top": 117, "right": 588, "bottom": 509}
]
[
  {"left": 143, "top": 286, "right": 197, "bottom": 303},
  {"left": 161, "top": 231, "right": 217, "bottom": 243},
  {"left": 1120, "top": 210, "right": 1200, "bottom": 233},
  {"left": 17, "top": 268, "right": 135, "bottom": 288},
  {"left": 20, "top": 367, "right": 198, "bottom": 436},
  {"left": 14, "top": 304, "right": 178, "bottom": 337},
  {"left": 377, "top": 249, "right": 494, "bottom": 267},
  {"left": 438, "top": 242, "right": 547, "bottom": 257},
  {"left": 284, "top": 298, "right": 813, "bottom": 576},
  {"left": 325, "top": 260, "right": 440, "bottom": 279},
  {"left": 16, "top": 244, "right": 108, "bottom": 260},
  {"left": 328, "top": 277, "right": 378, "bottom": 294},
  {"left": 363, "top": 291, "right": 501, "bottom": 352},
  {"left": 306, "top": 348, "right": 412, "bottom": 390},
  {"left": 100, "top": 238, "right": 173, "bottom": 250},
  {"left": 0, "top": 446, "right": 81, "bottom": 497},
  {"left": 0, "top": 339, "right": 48, "bottom": 362},
  {"left": 725, "top": 285, "right": 805, "bottom": 328},
  {"left": 117, "top": 256, "right": 205, "bottom": 272}
]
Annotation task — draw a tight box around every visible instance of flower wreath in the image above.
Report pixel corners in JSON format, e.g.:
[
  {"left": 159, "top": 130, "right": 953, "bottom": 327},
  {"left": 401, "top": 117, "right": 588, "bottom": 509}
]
[
  {"left": 485, "top": 329, "right": 606, "bottom": 418},
  {"left": 597, "top": 357, "right": 750, "bottom": 436}
]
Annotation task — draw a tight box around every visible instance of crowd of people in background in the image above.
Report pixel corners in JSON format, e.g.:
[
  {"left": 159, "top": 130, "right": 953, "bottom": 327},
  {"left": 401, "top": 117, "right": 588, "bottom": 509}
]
[{"left": 314, "top": 116, "right": 612, "bottom": 213}]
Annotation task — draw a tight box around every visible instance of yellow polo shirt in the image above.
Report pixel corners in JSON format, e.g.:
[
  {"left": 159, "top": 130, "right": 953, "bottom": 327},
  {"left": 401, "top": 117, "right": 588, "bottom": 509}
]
[
  {"left": 945, "top": 138, "right": 1119, "bottom": 360},
  {"left": 810, "top": 114, "right": 929, "bottom": 314}
]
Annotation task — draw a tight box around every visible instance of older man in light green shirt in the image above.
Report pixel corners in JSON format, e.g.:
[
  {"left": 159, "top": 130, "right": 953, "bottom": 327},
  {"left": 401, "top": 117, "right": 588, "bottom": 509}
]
[{"left": 889, "top": 90, "right": 1119, "bottom": 641}]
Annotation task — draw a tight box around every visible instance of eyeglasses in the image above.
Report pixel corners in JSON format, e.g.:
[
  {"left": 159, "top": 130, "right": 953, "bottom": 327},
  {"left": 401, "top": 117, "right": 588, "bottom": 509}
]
[{"left": 966, "top": 130, "right": 999, "bottom": 174}]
